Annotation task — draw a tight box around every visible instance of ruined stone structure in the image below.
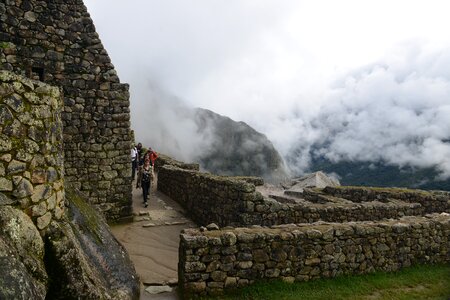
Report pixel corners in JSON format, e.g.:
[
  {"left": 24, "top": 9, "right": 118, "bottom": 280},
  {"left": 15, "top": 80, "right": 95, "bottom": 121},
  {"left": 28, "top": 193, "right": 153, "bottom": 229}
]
[
  {"left": 157, "top": 165, "right": 450, "bottom": 227},
  {"left": 156, "top": 163, "right": 450, "bottom": 296},
  {"left": 0, "top": 71, "right": 139, "bottom": 299},
  {"left": 1, "top": 0, "right": 132, "bottom": 221},
  {"left": 179, "top": 215, "right": 449, "bottom": 297}
]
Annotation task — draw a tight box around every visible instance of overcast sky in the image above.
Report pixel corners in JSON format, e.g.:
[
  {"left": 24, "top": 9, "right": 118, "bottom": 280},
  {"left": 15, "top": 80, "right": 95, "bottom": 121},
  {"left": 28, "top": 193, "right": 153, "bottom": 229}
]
[{"left": 84, "top": 0, "right": 450, "bottom": 178}]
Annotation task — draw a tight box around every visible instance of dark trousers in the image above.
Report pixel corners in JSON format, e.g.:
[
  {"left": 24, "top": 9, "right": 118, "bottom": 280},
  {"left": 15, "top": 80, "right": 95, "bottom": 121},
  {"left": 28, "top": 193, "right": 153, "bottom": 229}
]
[
  {"left": 142, "top": 180, "right": 151, "bottom": 203},
  {"left": 131, "top": 160, "right": 137, "bottom": 180}
]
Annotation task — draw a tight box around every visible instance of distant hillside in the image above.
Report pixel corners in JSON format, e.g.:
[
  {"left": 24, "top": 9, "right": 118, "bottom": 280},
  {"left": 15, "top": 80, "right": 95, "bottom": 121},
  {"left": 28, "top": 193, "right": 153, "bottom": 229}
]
[
  {"left": 306, "top": 157, "right": 450, "bottom": 191},
  {"left": 194, "top": 108, "right": 288, "bottom": 182}
]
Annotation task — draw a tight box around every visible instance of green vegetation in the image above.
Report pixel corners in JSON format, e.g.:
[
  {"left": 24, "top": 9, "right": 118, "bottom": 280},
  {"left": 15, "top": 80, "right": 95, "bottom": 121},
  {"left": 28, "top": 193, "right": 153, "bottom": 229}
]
[
  {"left": 207, "top": 264, "right": 450, "bottom": 300},
  {"left": 0, "top": 42, "right": 11, "bottom": 49}
]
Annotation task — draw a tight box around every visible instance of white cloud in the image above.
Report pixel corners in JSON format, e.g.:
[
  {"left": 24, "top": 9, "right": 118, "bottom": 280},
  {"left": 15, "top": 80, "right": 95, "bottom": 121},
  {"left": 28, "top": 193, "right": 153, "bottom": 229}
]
[{"left": 84, "top": 0, "right": 450, "bottom": 179}]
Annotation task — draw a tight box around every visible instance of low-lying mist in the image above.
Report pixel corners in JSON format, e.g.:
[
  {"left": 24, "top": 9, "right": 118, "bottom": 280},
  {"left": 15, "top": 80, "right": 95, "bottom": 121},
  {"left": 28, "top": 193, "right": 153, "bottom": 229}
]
[
  {"left": 131, "top": 79, "right": 289, "bottom": 182},
  {"left": 131, "top": 46, "right": 450, "bottom": 184}
]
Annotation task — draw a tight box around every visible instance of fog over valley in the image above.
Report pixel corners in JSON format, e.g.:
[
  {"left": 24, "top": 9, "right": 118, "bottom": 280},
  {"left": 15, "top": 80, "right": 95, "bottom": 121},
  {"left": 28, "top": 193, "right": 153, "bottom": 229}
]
[{"left": 84, "top": 0, "right": 450, "bottom": 184}]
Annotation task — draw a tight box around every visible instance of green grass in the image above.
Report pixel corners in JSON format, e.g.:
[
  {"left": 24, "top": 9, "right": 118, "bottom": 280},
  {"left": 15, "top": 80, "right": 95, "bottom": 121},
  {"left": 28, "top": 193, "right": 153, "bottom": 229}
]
[{"left": 206, "top": 264, "right": 450, "bottom": 300}]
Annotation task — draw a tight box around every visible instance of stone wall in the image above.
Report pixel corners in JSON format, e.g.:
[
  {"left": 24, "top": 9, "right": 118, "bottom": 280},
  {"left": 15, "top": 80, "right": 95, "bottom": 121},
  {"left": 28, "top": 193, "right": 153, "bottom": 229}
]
[
  {"left": 0, "top": 0, "right": 132, "bottom": 221},
  {"left": 322, "top": 186, "right": 450, "bottom": 214},
  {"left": 154, "top": 154, "right": 200, "bottom": 172},
  {"left": 158, "top": 165, "right": 258, "bottom": 226},
  {"left": 157, "top": 165, "right": 450, "bottom": 227},
  {"left": 0, "top": 71, "right": 64, "bottom": 232},
  {"left": 179, "top": 214, "right": 450, "bottom": 296},
  {"left": 0, "top": 71, "right": 139, "bottom": 298}
]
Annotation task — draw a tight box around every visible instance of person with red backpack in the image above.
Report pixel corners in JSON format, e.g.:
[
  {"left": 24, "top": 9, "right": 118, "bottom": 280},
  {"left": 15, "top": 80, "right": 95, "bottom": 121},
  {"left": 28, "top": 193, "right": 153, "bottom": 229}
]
[
  {"left": 140, "top": 159, "right": 154, "bottom": 207},
  {"left": 148, "top": 147, "right": 158, "bottom": 167}
]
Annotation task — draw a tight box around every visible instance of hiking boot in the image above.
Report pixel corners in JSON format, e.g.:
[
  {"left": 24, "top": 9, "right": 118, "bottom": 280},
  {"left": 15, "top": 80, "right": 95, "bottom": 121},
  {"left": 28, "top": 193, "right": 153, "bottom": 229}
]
[{"left": 144, "top": 202, "right": 148, "bottom": 208}]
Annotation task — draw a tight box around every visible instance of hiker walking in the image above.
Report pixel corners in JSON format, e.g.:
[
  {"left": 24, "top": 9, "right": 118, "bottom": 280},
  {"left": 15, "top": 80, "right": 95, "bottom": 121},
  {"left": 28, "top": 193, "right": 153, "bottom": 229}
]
[
  {"left": 148, "top": 147, "right": 158, "bottom": 167},
  {"left": 140, "top": 159, "right": 154, "bottom": 207},
  {"left": 135, "top": 143, "right": 144, "bottom": 188},
  {"left": 131, "top": 144, "right": 138, "bottom": 181},
  {"left": 136, "top": 143, "right": 143, "bottom": 165}
]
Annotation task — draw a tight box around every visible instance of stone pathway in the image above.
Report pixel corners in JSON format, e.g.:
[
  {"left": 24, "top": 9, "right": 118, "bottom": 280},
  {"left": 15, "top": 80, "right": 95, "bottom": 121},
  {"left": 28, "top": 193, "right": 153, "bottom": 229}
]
[{"left": 111, "top": 178, "right": 197, "bottom": 300}]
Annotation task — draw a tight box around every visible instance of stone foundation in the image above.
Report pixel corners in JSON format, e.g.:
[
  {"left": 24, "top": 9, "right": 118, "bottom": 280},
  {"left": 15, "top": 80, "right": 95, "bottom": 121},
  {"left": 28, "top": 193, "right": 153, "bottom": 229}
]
[{"left": 179, "top": 214, "right": 450, "bottom": 296}]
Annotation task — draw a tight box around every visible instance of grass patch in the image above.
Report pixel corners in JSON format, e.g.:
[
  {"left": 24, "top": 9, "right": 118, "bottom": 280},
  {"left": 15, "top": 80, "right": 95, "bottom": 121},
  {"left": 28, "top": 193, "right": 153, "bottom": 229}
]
[{"left": 206, "top": 264, "right": 450, "bottom": 300}]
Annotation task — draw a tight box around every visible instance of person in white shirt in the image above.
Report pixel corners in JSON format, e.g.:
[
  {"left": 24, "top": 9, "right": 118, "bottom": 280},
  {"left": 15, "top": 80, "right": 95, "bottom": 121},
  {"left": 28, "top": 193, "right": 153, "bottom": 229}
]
[{"left": 131, "top": 145, "right": 138, "bottom": 181}]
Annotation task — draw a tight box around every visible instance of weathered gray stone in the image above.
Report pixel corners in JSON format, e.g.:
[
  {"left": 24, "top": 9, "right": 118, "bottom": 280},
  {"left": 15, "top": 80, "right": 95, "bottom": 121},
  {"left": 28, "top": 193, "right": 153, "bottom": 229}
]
[
  {"left": 211, "top": 270, "right": 227, "bottom": 282},
  {"left": 224, "top": 277, "right": 237, "bottom": 288},
  {"left": 0, "top": 154, "right": 11, "bottom": 163},
  {"left": 7, "top": 160, "right": 26, "bottom": 175},
  {"left": 0, "top": 206, "right": 47, "bottom": 299},
  {"left": 3, "top": 93, "right": 24, "bottom": 113},
  {"left": 0, "top": 193, "right": 14, "bottom": 206},
  {"left": 31, "top": 169, "right": 47, "bottom": 184},
  {"left": 206, "top": 223, "right": 220, "bottom": 231},
  {"left": 47, "top": 193, "right": 56, "bottom": 210},
  {"left": 36, "top": 211, "right": 51, "bottom": 229},
  {"left": 185, "top": 261, "right": 206, "bottom": 273},
  {"left": 0, "top": 178, "right": 13, "bottom": 192},
  {"left": 31, "top": 185, "right": 51, "bottom": 203},
  {"left": 12, "top": 177, "right": 33, "bottom": 198},
  {"left": 0, "top": 135, "right": 12, "bottom": 152},
  {"left": 221, "top": 232, "right": 237, "bottom": 246},
  {"left": 42, "top": 188, "right": 139, "bottom": 299},
  {"left": 31, "top": 201, "right": 47, "bottom": 217},
  {"left": 238, "top": 261, "right": 253, "bottom": 269},
  {"left": 206, "top": 260, "right": 221, "bottom": 272},
  {"left": 145, "top": 285, "right": 172, "bottom": 295},
  {"left": 23, "top": 139, "right": 40, "bottom": 154},
  {"left": 0, "top": 105, "right": 13, "bottom": 124},
  {"left": 253, "top": 249, "right": 269, "bottom": 262}
]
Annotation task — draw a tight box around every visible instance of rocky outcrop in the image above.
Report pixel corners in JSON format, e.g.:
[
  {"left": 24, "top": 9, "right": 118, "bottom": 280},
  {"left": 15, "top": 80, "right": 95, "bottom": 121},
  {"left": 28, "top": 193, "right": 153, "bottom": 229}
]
[
  {"left": 0, "top": 187, "right": 140, "bottom": 300},
  {"left": 44, "top": 187, "right": 140, "bottom": 299},
  {"left": 194, "top": 108, "right": 288, "bottom": 182},
  {"left": 282, "top": 171, "right": 340, "bottom": 192},
  {"left": 0, "top": 206, "right": 47, "bottom": 299}
]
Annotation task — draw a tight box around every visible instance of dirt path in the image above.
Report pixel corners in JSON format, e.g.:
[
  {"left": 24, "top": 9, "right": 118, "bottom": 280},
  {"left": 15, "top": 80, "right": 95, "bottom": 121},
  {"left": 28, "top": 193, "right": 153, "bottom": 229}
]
[{"left": 111, "top": 177, "right": 197, "bottom": 299}]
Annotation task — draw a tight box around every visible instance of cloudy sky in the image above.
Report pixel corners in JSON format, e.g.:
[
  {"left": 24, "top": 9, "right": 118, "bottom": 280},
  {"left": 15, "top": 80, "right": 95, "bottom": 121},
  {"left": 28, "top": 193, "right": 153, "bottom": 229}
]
[{"left": 84, "top": 0, "right": 450, "bottom": 178}]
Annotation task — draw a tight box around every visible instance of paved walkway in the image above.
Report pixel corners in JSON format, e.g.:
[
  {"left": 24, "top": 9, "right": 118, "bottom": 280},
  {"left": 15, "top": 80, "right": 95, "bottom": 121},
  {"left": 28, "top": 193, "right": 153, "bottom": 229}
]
[{"left": 111, "top": 178, "right": 197, "bottom": 299}]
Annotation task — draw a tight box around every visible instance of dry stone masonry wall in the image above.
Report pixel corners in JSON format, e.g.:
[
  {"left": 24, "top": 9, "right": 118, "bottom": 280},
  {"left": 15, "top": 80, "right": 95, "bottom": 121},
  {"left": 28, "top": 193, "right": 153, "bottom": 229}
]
[
  {"left": 0, "top": 71, "right": 64, "bottom": 232},
  {"left": 156, "top": 162, "right": 450, "bottom": 296},
  {"left": 157, "top": 165, "right": 450, "bottom": 227},
  {"left": 179, "top": 214, "right": 450, "bottom": 296},
  {"left": 1, "top": 0, "right": 132, "bottom": 221},
  {"left": 0, "top": 71, "right": 140, "bottom": 299},
  {"left": 158, "top": 165, "right": 262, "bottom": 226}
]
